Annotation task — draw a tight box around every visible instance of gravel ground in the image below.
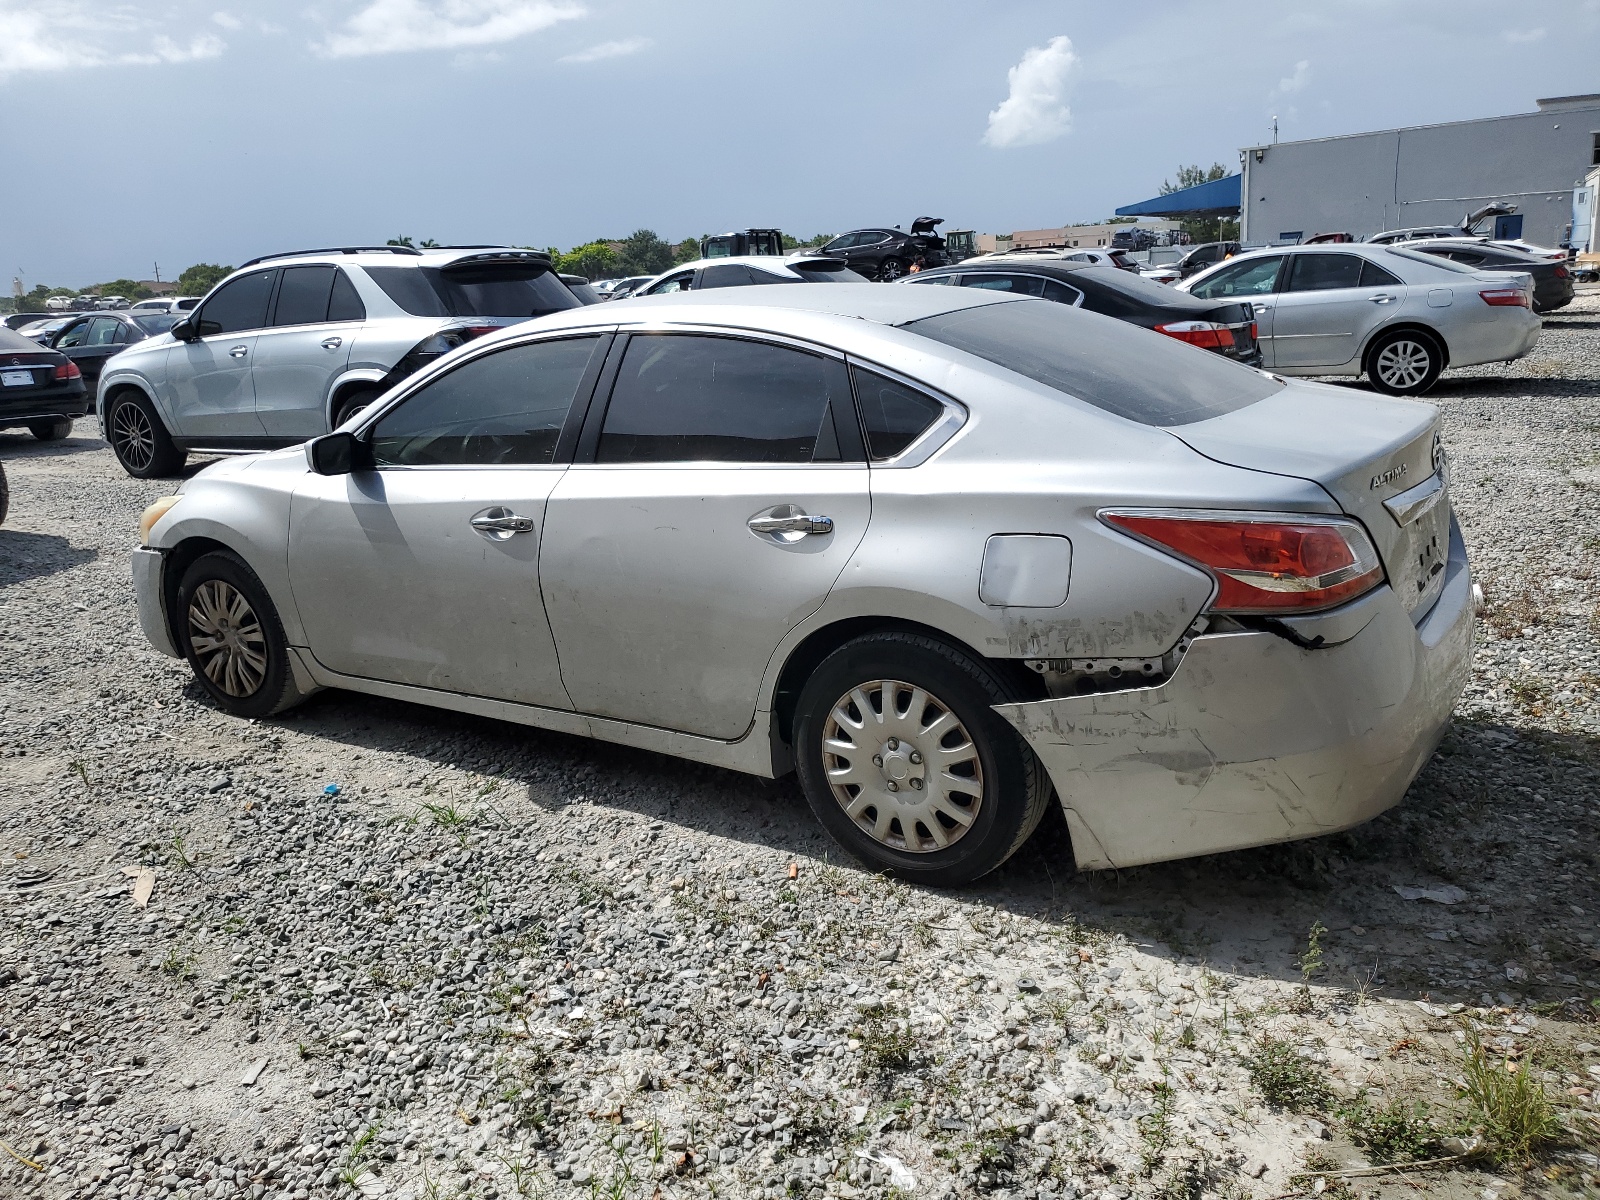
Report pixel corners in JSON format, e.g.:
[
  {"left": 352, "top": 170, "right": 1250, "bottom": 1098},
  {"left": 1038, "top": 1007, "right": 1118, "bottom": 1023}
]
[{"left": 2, "top": 296, "right": 1599, "bottom": 1200}]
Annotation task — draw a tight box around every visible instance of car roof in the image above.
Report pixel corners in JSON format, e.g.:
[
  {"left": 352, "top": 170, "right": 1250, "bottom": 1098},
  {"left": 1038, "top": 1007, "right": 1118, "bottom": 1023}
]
[
  {"left": 1405, "top": 239, "right": 1542, "bottom": 260},
  {"left": 232, "top": 246, "right": 548, "bottom": 272},
  {"left": 916, "top": 260, "right": 1091, "bottom": 279}
]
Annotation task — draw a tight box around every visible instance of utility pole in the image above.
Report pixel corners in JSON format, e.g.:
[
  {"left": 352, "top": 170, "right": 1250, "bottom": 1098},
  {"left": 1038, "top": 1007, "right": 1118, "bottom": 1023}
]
[
  {"left": 1271, "top": 115, "right": 1279, "bottom": 144},
  {"left": 153, "top": 262, "right": 161, "bottom": 284}
]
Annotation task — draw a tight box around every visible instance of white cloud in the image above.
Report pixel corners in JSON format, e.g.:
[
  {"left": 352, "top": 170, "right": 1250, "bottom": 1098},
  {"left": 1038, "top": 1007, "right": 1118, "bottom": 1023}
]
[
  {"left": 0, "top": 4, "right": 228, "bottom": 76},
  {"left": 1276, "top": 59, "right": 1310, "bottom": 94},
  {"left": 1502, "top": 26, "right": 1546, "bottom": 43},
  {"left": 212, "top": 10, "right": 242, "bottom": 30},
  {"left": 983, "top": 36, "right": 1076, "bottom": 149},
  {"left": 558, "top": 36, "right": 648, "bottom": 64},
  {"left": 315, "top": 0, "right": 584, "bottom": 58}
]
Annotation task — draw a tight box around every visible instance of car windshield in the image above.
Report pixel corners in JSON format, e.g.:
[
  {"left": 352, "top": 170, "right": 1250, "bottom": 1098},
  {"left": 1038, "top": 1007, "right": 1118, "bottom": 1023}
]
[
  {"left": 1384, "top": 247, "right": 1481, "bottom": 275},
  {"left": 365, "top": 264, "right": 582, "bottom": 318},
  {"left": 133, "top": 314, "right": 180, "bottom": 335},
  {"left": 905, "top": 299, "right": 1282, "bottom": 427}
]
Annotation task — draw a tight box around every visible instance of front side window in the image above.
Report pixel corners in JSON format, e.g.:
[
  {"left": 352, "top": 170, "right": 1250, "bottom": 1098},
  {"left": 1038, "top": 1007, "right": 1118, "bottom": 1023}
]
[
  {"left": 597, "top": 335, "right": 849, "bottom": 464},
  {"left": 54, "top": 320, "right": 89, "bottom": 348},
  {"left": 273, "top": 266, "right": 337, "bottom": 327},
  {"left": 852, "top": 367, "right": 945, "bottom": 459},
  {"left": 369, "top": 336, "right": 601, "bottom": 467},
  {"left": 1187, "top": 256, "right": 1282, "bottom": 299},
  {"left": 196, "top": 271, "right": 275, "bottom": 337},
  {"left": 644, "top": 273, "right": 694, "bottom": 295},
  {"left": 1285, "top": 253, "right": 1363, "bottom": 292}
]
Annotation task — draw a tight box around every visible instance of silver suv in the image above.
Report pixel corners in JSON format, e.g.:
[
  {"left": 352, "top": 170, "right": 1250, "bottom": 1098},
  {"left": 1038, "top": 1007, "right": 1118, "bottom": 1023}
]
[{"left": 97, "top": 245, "right": 581, "bottom": 477}]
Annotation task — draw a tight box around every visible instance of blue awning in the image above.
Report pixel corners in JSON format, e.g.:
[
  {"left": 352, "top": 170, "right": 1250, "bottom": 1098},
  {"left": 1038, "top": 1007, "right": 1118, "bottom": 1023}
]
[{"left": 1116, "top": 174, "right": 1241, "bottom": 217}]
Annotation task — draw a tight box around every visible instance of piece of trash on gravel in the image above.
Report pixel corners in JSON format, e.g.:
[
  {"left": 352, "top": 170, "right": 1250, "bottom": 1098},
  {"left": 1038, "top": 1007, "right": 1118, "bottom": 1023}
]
[
  {"left": 322, "top": 783, "right": 341, "bottom": 797},
  {"left": 240, "top": 1059, "right": 268, "bottom": 1086},
  {"left": 121, "top": 866, "right": 156, "bottom": 908},
  {"left": 855, "top": 1149, "right": 916, "bottom": 1191},
  {"left": 1393, "top": 884, "right": 1467, "bottom": 904}
]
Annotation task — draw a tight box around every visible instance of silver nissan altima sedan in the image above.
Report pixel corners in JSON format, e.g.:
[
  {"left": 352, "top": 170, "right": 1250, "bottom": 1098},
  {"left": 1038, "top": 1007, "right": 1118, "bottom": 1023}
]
[{"left": 131, "top": 285, "right": 1474, "bottom": 886}]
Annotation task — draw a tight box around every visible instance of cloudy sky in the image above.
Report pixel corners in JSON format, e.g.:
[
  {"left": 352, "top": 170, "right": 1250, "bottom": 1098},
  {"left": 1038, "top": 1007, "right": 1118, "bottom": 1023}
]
[{"left": 3, "top": 0, "right": 1598, "bottom": 285}]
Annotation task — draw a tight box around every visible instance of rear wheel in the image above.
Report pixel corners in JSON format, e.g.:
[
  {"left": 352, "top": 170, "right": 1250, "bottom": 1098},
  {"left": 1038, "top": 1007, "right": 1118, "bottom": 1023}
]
[
  {"left": 793, "top": 632, "right": 1051, "bottom": 887},
  {"left": 0, "top": 463, "right": 8, "bottom": 526},
  {"left": 28, "top": 418, "right": 72, "bottom": 441},
  {"left": 332, "top": 386, "right": 381, "bottom": 429},
  {"left": 876, "top": 258, "right": 906, "bottom": 282},
  {"left": 176, "top": 551, "right": 312, "bottom": 718},
  {"left": 1366, "top": 330, "right": 1443, "bottom": 396},
  {"left": 107, "top": 391, "right": 185, "bottom": 478}
]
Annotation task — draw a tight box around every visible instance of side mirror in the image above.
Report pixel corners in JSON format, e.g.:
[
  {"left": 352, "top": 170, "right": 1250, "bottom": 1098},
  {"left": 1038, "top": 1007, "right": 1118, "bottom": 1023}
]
[
  {"left": 306, "top": 431, "right": 367, "bottom": 476},
  {"left": 170, "top": 316, "right": 197, "bottom": 342}
]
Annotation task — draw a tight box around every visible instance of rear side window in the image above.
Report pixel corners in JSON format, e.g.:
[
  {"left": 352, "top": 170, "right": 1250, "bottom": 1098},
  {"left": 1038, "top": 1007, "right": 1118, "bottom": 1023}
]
[
  {"left": 852, "top": 367, "right": 945, "bottom": 459},
  {"left": 1285, "top": 253, "right": 1363, "bottom": 291},
  {"left": 197, "top": 270, "right": 275, "bottom": 336},
  {"left": 364, "top": 264, "right": 580, "bottom": 318},
  {"left": 328, "top": 269, "right": 366, "bottom": 322},
  {"left": 273, "top": 266, "right": 336, "bottom": 326},
  {"left": 698, "top": 264, "right": 760, "bottom": 289},
  {"left": 597, "top": 335, "right": 849, "bottom": 464},
  {"left": 1358, "top": 260, "right": 1403, "bottom": 286},
  {"left": 907, "top": 300, "right": 1282, "bottom": 427},
  {"left": 1386, "top": 246, "right": 1479, "bottom": 275},
  {"left": 369, "top": 336, "right": 600, "bottom": 467}
]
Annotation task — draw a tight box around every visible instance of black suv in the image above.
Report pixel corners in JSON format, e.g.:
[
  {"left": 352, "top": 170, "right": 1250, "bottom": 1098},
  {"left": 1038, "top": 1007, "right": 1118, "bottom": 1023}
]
[
  {"left": 806, "top": 218, "right": 947, "bottom": 280},
  {"left": 1175, "top": 241, "right": 1242, "bottom": 279},
  {"left": 1111, "top": 227, "right": 1156, "bottom": 251}
]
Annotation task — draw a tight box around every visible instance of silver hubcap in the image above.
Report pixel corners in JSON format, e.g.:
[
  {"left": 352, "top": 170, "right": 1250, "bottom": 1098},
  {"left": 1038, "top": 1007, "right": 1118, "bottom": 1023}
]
[
  {"left": 880, "top": 261, "right": 903, "bottom": 280},
  {"left": 112, "top": 402, "right": 154, "bottom": 470},
  {"left": 1375, "top": 339, "right": 1431, "bottom": 389},
  {"left": 188, "top": 580, "right": 267, "bottom": 698},
  {"left": 822, "top": 679, "right": 984, "bottom": 854}
]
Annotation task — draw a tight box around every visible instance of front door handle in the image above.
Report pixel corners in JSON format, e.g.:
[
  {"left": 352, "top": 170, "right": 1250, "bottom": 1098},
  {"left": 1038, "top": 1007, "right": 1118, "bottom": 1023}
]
[
  {"left": 748, "top": 505, "right": 834, "bottom": 543},
  {"left": 229, "top": 345, "right": 249, "bottom": 359},
  {"left": 321, "top": 336, "right": 343, "bottom": 349},
  {"left": 470, "top": 507, "right": 535, "bottom": 540},
  {"left": 1252, "top": 302, "right": 1271, "bottom": 314}
]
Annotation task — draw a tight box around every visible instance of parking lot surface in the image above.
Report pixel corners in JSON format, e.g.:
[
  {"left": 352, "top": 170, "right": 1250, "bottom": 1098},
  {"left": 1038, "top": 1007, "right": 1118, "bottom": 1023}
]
[{"left": 1, "top": 298, "right": 1598, "bottom": 1199}]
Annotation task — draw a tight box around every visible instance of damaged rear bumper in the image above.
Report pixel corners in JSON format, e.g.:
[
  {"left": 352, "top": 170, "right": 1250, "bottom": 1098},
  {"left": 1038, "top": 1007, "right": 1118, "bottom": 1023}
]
[{"left": 993, "top": 519, "right": 1474, "bottom": 870}]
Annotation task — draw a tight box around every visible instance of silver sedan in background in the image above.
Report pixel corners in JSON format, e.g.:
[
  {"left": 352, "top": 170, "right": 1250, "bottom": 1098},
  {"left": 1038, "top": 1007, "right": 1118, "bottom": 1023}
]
[
  {"left": 1179, "top": 243, "right": 1539, "bottom": 395},
  {"left": 132, "top": 285, "right": 1473, "bottom": 885}
]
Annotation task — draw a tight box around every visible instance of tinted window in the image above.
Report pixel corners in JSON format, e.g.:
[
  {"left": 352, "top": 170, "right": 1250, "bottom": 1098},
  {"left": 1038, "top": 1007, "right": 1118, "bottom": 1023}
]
[
  {"left": 133, "top": 314, "right": 179, "bottom": 336},
  {"left": 86, "top": 318, "right": 122, "bottom": 346},
  {"left": 197, "top": 271, "right": 275, "bottom": 336},
  {"left": 1386, "top": 246, "right": 1479, "bottom": 274},
  {"left": 273, "top": 266, "right": 336, "bottom": 326},
  {"left": 1285, "top": 253, "right": 1363, "bottom": 291},
  {"left": 328, "top": 269, "right": 366, "bottom": 322},
  {"left": 55, "top": 320, "right": 89, "bottom": 348},
  {"left": 365, "top": 264, "right": 580, "bottom": 318},
  {"left": 790, "top": 266, "right": 864, "bottom": 283},
  {"left": 907, "top": 274, "right": 955, "bottom": 286},
  {"left": 907, "top": 300, "right": 1282, "bottom": 427},
  {"left": 1187, "top": 256, "right": 1282, "bottom": 299},
  {"left": 698, "top": 264, "right": 757, "bottom": 289},
  {"left": 1358, "top": 260, "right": 1403, "bottom": 287},
  {"left": 961, "top": 273, "right": 1048, "bottom": 297},
  {"left": 598, "top": 335, "right": 847, "bottom": 464},
  {"left": 369, "top": 336, "right": 600, "bottom": 467},
  {"left": 852, "top": 367, "right": 945, "bottom": 459}
]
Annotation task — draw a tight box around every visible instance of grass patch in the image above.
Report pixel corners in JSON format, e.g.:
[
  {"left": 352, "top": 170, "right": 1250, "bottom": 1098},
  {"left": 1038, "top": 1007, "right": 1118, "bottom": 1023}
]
[
  {"left": 855, "top": 1002, "right": 915, "bottom": 1074},
  {"left": 1243, "top": 1036, "right": 1332, "bottom": 1113},
  {"left": 1459, "top": 1037, "right": 1562, "bottom": 1166},
  {"left": 1335, "top": 1091, "right": 1439, "bottom": 1163}
]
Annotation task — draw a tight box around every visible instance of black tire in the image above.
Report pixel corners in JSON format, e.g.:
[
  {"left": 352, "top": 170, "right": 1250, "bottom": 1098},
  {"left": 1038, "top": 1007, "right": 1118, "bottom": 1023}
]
[
  {"left": 332, "top": 387, "right": 381, "bottom": 429},
  {"left": 1365, "top": 329, "right": 1443, "bottom": 396},
  {"left": 28, "top": 418, "right": 72, "bottom": 441},
  {"left": 107, "top": 391, "right": 186, "bottom": 478},
  {"left": 793, "top": 632, "right": 1051, "bottom": 887},
  {"left": 0, "top": 463, "right": 8, "bottom": 526},
  {"left": 876, "top": 258, "right": 906, "bottom": 282},
  {"left": 176, "top": 550, "right": 312, "bottom": 719}
]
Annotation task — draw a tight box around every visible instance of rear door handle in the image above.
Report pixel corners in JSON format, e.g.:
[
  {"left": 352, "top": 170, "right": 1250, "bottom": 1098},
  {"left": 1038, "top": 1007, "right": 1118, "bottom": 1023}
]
[
  {"left": 748, "top": 505, "right": 834, "bottom": 543},
  {"left": 470, "top": 507, "right": 535, "bottom": 540},
  {"left": 229, "top": 345, "right": 248, "bottom": 358},
  {"left": 321, "top": 336, "right": 343, "bottom": 349},
  {"left": 1368, "top": 293, "right": 1396, "bottom": 303}
]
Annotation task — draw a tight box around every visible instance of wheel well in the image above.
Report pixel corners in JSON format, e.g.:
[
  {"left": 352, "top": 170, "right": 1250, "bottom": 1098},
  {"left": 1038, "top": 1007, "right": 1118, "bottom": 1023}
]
[
  {"left": 102, "top": 381, "right": 153, "bottom": 420},
  {"left": 770, "top": 617, "right": 1045, "bottom": 746},
  {"left": 1362, "top": 323, "right": 1449, "bottom": 374},
  {"left": 160, "top": 537, "right": 233, "bottom": 650},
  {"left": 327, "top": 380, "right": 382, "bottom": 427}
]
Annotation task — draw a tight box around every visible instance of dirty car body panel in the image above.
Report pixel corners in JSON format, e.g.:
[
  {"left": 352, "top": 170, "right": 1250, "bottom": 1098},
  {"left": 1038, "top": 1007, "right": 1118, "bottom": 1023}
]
[{"left": 134, "top": 284, "right": 1474, "bottom": 873}]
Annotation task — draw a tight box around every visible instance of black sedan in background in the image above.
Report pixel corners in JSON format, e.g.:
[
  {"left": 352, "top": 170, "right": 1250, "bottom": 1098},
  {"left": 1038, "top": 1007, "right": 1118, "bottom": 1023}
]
[
  {"left": 1404, "top": 239, "right": 1574, "bottom": 313},
  {"left": 805, "top": 218, "right": 948, "bottom": 281},
  {"left": 0, "top": 325, "right": 89, "bottom": 440},
  {"left": 902, "top": 259, "right": 1262, "bottom": 364},
  {"left": 46, "top": 311, "right": 179, "bottom": 382}
]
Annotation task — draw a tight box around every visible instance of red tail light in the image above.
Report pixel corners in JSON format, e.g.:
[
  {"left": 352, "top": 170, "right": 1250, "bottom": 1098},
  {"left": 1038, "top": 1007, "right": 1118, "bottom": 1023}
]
[
  {"left": 458, "top": 325, "right": 499, "bottom": 341},
  {"left": 1249, "top": 321, "right": 1259, "bottom": 341},
  {"left": 1102, "top": 510, "right": 1384, "bottom": 614},
  {"left": 1153, "top": 320, "right": 1235, "bottom": 349},
  {"left": 53, "top": 360, "right": 81, "bottom": 380},
  {"left": 1479, "top": 287, "right": 1529, "bottom": 307},
  {"left": 1553, "top": 264, "right": 1569, "bottom": 279}
]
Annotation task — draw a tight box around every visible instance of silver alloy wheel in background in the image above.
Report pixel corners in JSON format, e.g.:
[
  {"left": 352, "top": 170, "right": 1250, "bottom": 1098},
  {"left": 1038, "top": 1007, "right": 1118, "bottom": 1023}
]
[
  {"left": 187, "top": 579, "right": 268, "bottom": 698},
  {"left": 822, "top": 678, "right": 985, "bottom": 853},
  {"left": 1374, "top": 338, "right": 1432, "bottom": 390},
  {"left": 111, "top": 401, "right": 155, "bottom": 471}
]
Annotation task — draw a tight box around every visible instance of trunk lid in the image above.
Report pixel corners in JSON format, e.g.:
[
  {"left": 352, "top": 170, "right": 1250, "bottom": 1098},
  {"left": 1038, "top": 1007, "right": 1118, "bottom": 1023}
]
[{"left": 1170, "top": 382, "right": 1450, "bottom": 617}]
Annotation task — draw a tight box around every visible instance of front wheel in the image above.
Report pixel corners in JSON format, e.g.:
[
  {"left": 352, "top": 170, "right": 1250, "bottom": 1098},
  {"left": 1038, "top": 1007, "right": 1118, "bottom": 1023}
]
[
  {"left": 1366, "top": 330, "right": 1443, "bottom": 396},
  {"left": 793, "top": 632, "right": 1051, "bottom": 887},
  {"left": 107, "top": 392, "right": 185, "bottom": 477},
  {"left": 28, "top": 418, "right": 72, "bottom": 441},
  {"left": 176, "top": 551, "right": 313, "bottom": 718},
  {"left": 876, "top": 258, "right": 906, "bottom": 282}
]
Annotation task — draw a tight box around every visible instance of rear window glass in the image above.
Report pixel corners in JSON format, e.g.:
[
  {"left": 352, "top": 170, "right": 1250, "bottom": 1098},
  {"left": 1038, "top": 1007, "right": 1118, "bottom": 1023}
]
[
  {"left": 790, "top": 266, "right": 865, "bottom": 283},
  {"left": 1385, "top": 247, "right": 1479, "bottom": 274},
  {"left": 906, "top": 300, "right": 1282, "bottom": 427},
  {"left": 133, "top": 314, "right": 179, "bottom": 335},
  {"left": 364, "top": 265, "right": 582, "bottom": 318}
]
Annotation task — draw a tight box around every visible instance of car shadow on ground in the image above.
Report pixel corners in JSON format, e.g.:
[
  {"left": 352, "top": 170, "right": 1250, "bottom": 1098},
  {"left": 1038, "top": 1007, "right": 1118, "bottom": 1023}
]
[
  {"left": 0, "top": 429, "right": 107, "bottom": 461},
  {"left": 228, "top": 681, "right": 1600, "bottom": 1004},
  {"left": 0, "top": 529, "right": 97, "bottom": 588}
]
